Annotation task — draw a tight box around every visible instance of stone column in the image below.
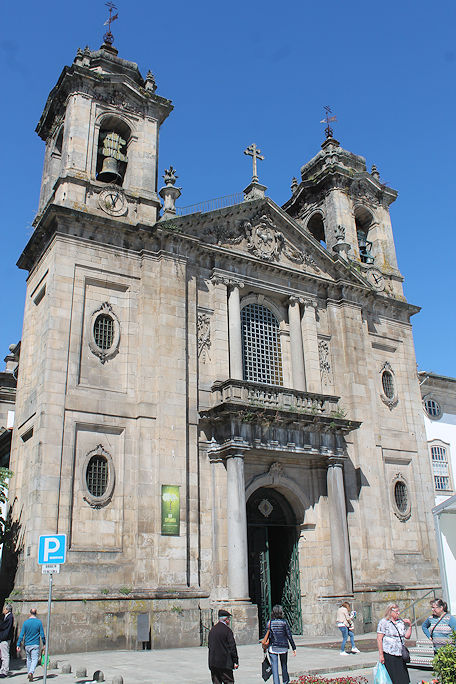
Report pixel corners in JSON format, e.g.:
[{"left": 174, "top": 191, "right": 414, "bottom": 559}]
[
  {"left": 301, "top": 298, "right": 321, "bottom": 394},
  {"left": 327, "top": 457, "right": 353, "bottom": 595},
  {"left": 288, "top": 297, "right": 306, "bottom": 391},
  {"left": 226, "top": 453, "right": 249, "bottom": 600},
  {"left": 227, "top": 281, "right": 244, "bottom": 380}
]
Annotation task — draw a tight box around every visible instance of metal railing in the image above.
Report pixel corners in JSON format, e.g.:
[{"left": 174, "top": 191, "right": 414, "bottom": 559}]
[
  {"left": 176, "top": 192, "right": 243, "bottom": 216},
  {"left": 401, "top": 589, "right": 437, "bottom": 640}
]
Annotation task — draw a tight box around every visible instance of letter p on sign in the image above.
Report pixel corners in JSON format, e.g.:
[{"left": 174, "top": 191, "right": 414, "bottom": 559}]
[{"left": 38, "top": 534, "right": 66, "bottom": 565}]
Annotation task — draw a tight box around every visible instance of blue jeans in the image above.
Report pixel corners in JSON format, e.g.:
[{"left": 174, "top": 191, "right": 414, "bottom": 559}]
[
  {"left": 25, "top": 644, "right": 40, "bottom": 674},
  {"left": 339, "top": 626, "right": 355, "bottom": 651},
  {"left": 269, "top": 651, "right": 289, "bottom": 684}
]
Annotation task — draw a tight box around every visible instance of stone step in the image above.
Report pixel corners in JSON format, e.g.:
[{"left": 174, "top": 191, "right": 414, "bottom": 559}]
[{"left": 408, "top": 639, "right": 434, "bottom": 668}]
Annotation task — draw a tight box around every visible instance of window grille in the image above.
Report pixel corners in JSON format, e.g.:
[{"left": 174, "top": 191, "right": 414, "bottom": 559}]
[
  {"left": 382, "top": 370, "right": 395, "bottom": 399},
  {"left": 434, "top": 476, "right": 451, "bottom": 491},
  {"left": 86, "top": 455, "right": 109, "bottom": 497},
  {"left": 394, "top": 481, "right": 408, "bottom": 513},
  {"left": 93, "top": 314, "right": 114, "bottom": 351},
  {"left": 431, "top": 445, "right": 451, "bottom": 491},
  {"left": 241, "top": 303, "right": 283, "bottom": 386},
  {"left": 425, "top": 398, "right": 441, "bottom": 418}
]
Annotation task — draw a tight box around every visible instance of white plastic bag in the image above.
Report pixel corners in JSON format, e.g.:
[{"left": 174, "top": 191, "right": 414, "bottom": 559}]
[{"left": 373, "top": 661, "right": 393, "bottom": 684}]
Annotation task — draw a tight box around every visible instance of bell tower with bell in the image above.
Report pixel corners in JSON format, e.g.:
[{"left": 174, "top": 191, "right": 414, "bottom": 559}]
[{"left": 36, "top": 14, "right": 172, "bottom": 224}]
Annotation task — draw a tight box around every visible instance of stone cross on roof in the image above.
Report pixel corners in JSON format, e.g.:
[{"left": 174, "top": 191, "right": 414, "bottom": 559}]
[{"left": 244, "top": 143, "right": 264, "bottom": 183}]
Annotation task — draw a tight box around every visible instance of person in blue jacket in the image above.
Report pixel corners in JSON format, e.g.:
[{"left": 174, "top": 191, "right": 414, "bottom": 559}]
[
  {"left": 16, "top": 609, "right": 46, "bottom": 682},
  {"left": 422, "top": 598, "right": 456, "bottom": 653},
  {"left": 265, "top": 605, "right": 296, "bottom": 684}
]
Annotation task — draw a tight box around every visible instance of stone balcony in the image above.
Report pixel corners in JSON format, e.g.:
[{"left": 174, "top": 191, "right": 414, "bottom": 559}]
[{"left": 199, "top": 380, "right": 361, "bottom": 458}]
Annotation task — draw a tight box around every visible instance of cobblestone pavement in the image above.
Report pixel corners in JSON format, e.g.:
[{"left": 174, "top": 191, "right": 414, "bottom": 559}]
[{"left": 5, "top": 633, "right": 432, "bottom": 684}]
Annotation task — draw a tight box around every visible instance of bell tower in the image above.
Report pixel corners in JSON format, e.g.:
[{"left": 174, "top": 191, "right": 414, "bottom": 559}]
[
  {"left": 283, "top": 132, "right": 404, "bottom": 298},
  {"left": 36, "top": 38, "right": 172, "bottom": 224}
]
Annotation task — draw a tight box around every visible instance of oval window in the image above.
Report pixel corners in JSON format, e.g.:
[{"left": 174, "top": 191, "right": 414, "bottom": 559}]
[
  {"left": 382, "top": 370, "right": 395, "bottom": 399},
  {"left": 424, "top": 398, "right": 441, "bottom": 418},
  {"left": 394, "top": 481, "right": 408, "bottom": 513},
  {"left": 86, "top": 455, "right": 109, "bottom": 498},
  {"left": 93, "top": 314, "right": 114, "bottom": 351}
]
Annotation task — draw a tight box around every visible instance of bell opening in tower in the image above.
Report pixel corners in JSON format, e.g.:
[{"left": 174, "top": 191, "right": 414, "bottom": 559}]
[{"left": 96, "top": 116, "right": 131, "bottom": 185}]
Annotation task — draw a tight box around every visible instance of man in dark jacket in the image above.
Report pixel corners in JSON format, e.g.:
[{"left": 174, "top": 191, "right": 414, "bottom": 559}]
[
  {"left": 0, "top": 604, "right": 14, "bottom": 678},
  {"left": 208, "top": 609, "right": 239, "bottom": 684}
]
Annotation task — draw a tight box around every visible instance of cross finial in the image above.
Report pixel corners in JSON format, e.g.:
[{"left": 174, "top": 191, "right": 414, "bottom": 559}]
[
  {"left": 103, "top": 2, "right": 118, "bottom": 46},
  {"left": 320, "top": 105, "right": 337, "bottom": 139},
  {"left": 244, "top": 143, "right": 264, "bottom": 183}
]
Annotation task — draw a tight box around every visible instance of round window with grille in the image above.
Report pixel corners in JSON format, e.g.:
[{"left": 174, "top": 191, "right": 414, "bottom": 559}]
[
  {"left": 93, "top": 314, "right": 114, "bottom": 351},
  {"left": 394, "top": 481, "right": 407, "bottom": 512},
  {"left": 391, "top": 475, "right": 411, "bottom": 521},
  {"left": 89, "top": 303, "right": 121, "bottom": 364},
  {"left": 82, "top": 446, "right": 115, "bottom": 508},
  {"left": 424, "top": 398, "right": 441, "bottom": 419},
  {"left": 382, "top": 370, "right": 395, "bottom": 399},
  {"left": 86, "top": 455, "right": 109, "bottom": 497}
]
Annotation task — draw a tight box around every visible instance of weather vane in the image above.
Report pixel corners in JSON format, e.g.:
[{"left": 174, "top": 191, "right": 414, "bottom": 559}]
[
  {"left": 103, "top": 2, "right": 118, "bottom": 46},
  {"left": 320, "top": 106, "right": 337, "bottom": 139}
]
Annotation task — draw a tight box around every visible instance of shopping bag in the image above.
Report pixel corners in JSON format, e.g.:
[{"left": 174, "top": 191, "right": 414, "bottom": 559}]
[
  {"left": 262, "top": 655, "right": 272, "bottom": 681},
  {"left": 373, "top": 662, "right": 393, "bottom": 684},
  {"left": 41, "top": 652, "right": 50, "bottom": 668}
]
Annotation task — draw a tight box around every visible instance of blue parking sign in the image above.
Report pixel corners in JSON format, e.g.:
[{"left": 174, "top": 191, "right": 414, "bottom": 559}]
[{"left": 38, "top": 534, "right": 66, "bottom": 565}]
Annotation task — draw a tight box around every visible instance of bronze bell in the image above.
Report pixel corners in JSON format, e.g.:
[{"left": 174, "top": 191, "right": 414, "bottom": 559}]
[{"left": 98, "top": 156, "right": 121, "bottom": 183}]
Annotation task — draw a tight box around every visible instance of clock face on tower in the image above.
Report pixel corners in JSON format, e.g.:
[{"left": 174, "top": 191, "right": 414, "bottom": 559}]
[
  {"left": 98, "top": 186, "right": 128, "bottom": 216},
  {"left": 365, "top": 267, "right": 385, "bottom": 291}
]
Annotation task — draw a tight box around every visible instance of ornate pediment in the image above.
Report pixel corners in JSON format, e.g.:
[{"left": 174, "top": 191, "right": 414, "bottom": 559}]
[{"left": 198, "top": 207, "right": 321, "bottom": 273}]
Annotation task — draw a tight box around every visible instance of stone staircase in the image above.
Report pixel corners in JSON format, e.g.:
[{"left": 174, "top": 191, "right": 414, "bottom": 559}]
[{"left": 408, "top": 637, "right": 434, "bottom": 669}]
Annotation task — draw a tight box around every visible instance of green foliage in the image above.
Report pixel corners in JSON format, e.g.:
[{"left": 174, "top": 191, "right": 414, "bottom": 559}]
[
  {"left": 119, "top": 586, "right": 131, "bottom": 595},
  {"left": 432, "top": 631, "right": 456, "bottom": 684}
]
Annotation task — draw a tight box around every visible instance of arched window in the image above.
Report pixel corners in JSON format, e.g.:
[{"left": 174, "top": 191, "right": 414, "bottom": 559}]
[
  {"left": 307, "top": 213, "right": 326, "bottom": 247},
  {"left": 96, "top": 116, "right": 131, "bottom": 186},
  {"left": 355, "top": 207, "right": 374, "bottom": 264},
  {"left": 424, "top": 398, "right": 441, "bottom": 419},
  {"left": 241, "top": 303, "right": 283, "bottom": 386}
]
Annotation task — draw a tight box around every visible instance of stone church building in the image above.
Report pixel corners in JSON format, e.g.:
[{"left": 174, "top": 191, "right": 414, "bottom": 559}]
[{"left": 6, "top": 36, "right": 439, "bottom": 652}]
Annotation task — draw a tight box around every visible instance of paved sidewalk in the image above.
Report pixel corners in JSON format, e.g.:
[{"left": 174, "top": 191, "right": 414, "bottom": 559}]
[{"left": 7, "top": 637, "right": 380, "bottom": 684}]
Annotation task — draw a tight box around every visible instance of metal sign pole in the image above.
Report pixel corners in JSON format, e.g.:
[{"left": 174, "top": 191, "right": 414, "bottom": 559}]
[{"left": 43, "top": 572, "right": 53, "bottom": 684}]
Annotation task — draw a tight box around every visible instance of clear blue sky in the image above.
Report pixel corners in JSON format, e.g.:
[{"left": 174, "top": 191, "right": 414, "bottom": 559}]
[{"left": 1, "top": 0, "right": 455, "bottom": 376}]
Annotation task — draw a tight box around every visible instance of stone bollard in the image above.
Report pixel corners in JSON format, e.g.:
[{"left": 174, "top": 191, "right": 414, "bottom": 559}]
[
  {"left": 112, "top": 677, "right": 123, "bottom": 684},
  {"left": 92, "top": 671, "right": 105, "bottom": 682},
  {"left": 76, "top": 667, "right": 87, "bottom": 678},
  {"left": 50, "top": 661, "right": 59, "bottom": 670},
  {"left": 61, "top": 663, "right": 72, "bottom": 674}
]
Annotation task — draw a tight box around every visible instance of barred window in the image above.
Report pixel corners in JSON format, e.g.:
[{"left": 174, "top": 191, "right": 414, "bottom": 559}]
[
  {"left": 86, "top": 455, "right": 109, "bottom": 498},
  {"left": 394, "top": 481, "right": 408, "bottom": 513},
  {"left": 93, "top": 314, "right": 114, "bottom": 351},
  {"left": 431, "top": 445, "right": 451, "bottom": 491},
  {"left": 382, "top": 370, "right": 395, "bottom": 399},
  {"left": 241, "top": 303, "right": 283, "bottom": 386},
  {"left": 424, "top": 398, "right": 441, "bottom": 418}
]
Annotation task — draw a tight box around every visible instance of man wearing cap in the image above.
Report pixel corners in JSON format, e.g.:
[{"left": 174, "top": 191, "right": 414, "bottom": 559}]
[{"left": 208, "top": 609, "right": 239, "bottom": 684}]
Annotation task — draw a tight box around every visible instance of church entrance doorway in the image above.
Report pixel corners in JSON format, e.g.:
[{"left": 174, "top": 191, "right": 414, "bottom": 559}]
[{"left": 247, "top": 487, "right": 303, "bottom": 637}]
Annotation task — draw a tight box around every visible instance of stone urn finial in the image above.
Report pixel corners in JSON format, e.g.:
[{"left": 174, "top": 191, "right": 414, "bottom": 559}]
[
  {"left": 159, "top": 166, "right": 181, "bottom": 219},
  {"left": 371, "top": 164, "right": 380, "bottom": 180},
  {"left": 145, "top": 70, "right": 157, "bottom": 93},
  {"left": 291, "top": 177, "right": 298, "bottom": 194}
]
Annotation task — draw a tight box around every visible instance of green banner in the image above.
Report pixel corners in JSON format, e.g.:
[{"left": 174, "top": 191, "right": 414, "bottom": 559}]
[{"left": 161, "top": 485, "right": 180, "bottom": 536}]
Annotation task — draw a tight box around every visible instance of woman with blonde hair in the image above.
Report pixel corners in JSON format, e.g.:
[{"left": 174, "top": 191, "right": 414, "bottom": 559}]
[
  {"left": 336, "top": 601, "right": 359, "bottom": 655},
  {"left": 377, "top": 603, "right": 411, "bottom": 684}
]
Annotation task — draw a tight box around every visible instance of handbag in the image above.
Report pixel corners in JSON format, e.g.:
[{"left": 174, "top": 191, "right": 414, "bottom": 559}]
[
  {"left": 391, "top": 621, "right": 410, "bottom": 663},
  {"left": 261, "top": 623, "right": 270, "bottom": 651},
  {"left": 262, "top": 655, "right": 272, "bottom": 681}
]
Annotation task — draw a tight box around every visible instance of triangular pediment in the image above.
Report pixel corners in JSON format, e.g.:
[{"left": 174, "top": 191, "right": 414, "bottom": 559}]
[{"left": 163, "top": 198, "right": 368, "bottom": 287}]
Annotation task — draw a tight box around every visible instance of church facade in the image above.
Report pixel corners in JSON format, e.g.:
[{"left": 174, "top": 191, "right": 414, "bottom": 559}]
[{"left": 6, "top": 38, "right": 439, "bottom": 652}]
